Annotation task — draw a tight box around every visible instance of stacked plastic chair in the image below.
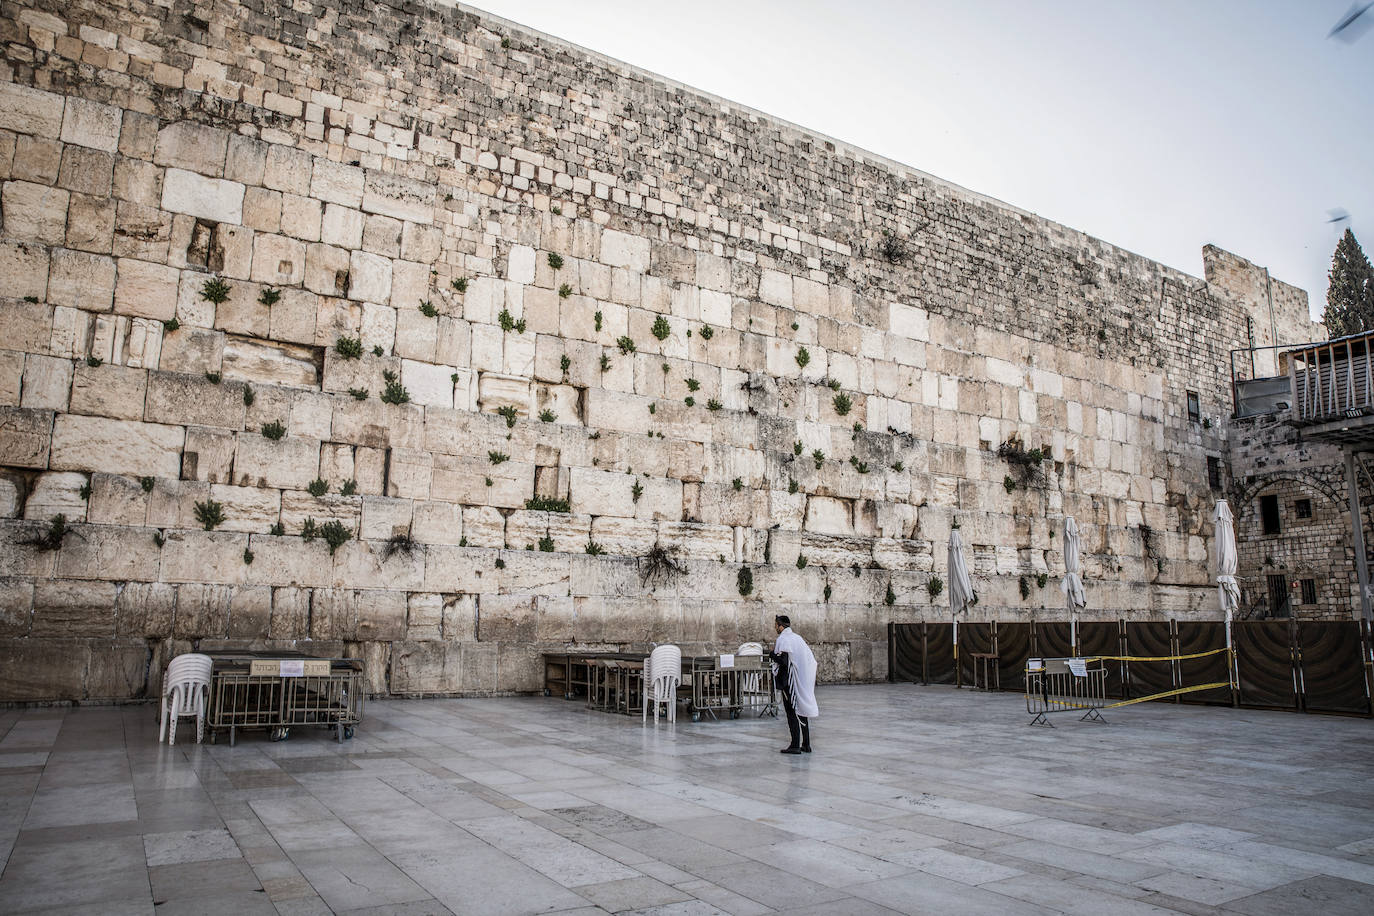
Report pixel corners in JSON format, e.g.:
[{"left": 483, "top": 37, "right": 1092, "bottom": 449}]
[
  {"left": 642, "top": 644, "right": 682, "bottom": 723},
  {"left": 159, "top": 653, "right": 213, "bottom": 745}
]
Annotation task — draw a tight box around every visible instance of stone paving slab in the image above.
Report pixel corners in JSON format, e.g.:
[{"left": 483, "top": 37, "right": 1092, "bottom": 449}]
[{"left": 0, "top": 684, "right": 1371, "bottom": 914}]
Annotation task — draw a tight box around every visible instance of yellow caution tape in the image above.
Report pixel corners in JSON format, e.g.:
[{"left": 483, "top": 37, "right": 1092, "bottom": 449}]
[
  {"left": 1082, "top": 647, "right": 1234, "bottom": 663},
  {"left": 1023, "top": 680, "right": 1234, "bottom": 713}
]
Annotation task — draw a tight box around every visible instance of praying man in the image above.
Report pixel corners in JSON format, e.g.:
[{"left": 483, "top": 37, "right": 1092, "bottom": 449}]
[{"left": 769, "top": 614, "right": 818, "bottom": 754}]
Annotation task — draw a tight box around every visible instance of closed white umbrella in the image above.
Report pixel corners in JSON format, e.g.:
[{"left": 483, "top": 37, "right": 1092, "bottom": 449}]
[
  {"left": 1215, "top": 500, "right": 1240, "bottom": 653},
  {"left": 1062, "top": 516, "right": 1087, "bottom": 653},
  {"left": 948, "top": 527, "right": 975, "bottom": 666}
]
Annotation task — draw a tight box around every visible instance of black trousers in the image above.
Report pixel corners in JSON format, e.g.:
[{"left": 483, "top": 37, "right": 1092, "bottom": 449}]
[{"left": 781, "top": 689, "right": 810, "bottom": 750}]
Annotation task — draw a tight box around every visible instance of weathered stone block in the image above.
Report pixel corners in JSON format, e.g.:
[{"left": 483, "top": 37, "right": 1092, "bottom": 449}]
[
  {"left": 0, "top": 407, "right": 53, "bottom": 468},
  {"left": 362, "top": 171, "right": 435, "bottom": 224},
  {"left": 411, "top": 499, "right": 462, "bottom": 545},
  {"left": 19, "top": 353, "right": 71, "bottom": 411},
  {"left": 161, "top": 168, "right": 244, "bottom": 224},
  {"left": 0, "top": 83, "right": 65, "bottom": 137},
  {"left": 60, "top": 97, "right": 121, "bottom": 153},
  {"left": 2, "top": 180, "right": 69, "bottom": 245},
  {"left": 207, "top": 483, "right": 281, "bottom": 533},
  {"left": 114, "top": 258, "right": 179, "bottom": 320},
  {"left": 222, "top": 337, "right": 318, "bottom": 388},
  {"left": 0, "top": 639, "right": 89, "bottom": 701},
  {"left": 233, "top": 434, "right": 320, "bottom": 490},
  {"left": 23, "top": 470, "right": 87, "bottom": 521},
  {"left": 349, "top": 250, "right": 391, "bottom": 303},
  {"left": 310, "top": 158, "right": 364, "bottom": 208},
  {"left": 158, "top": 326, "right": 224, "bottom": 375},
  {"left": 0, "top": 242, "right": 49, "bottom": 300},
  {"left": 391, "top": 640, "right": 462, "bottom": 694},
  {"left": 360, "top": 495, "right": 412, "bottom": 540},
  {"left": 153, "top": 121, "right": 228, "bottom": 176},
  {"left": 48, "top": 248, "right": 116, "bottom": 311},
  {"left": 51, "top": 413, "right": 183, "bottom": 477},
  {"left": 57, "top": 523, "right": 163, "bottom": 581},
  {"left": 115, "top": 581, "right": 175, "bottom": 637},
  {"left": 161, "top": 531, "right": 250, "bottom": 587},
  {"left": 87, "top": 472, "right": 148, "bottom": 526},
  {"left": 32, "top": 579, "right": 118, "bottom": 637}
]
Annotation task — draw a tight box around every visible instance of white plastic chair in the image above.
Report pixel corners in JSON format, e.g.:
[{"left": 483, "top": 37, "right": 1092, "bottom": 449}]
[
  {"left": 642, "top": 645, "right": 682, "bottom": 723},
  {"left": 160, "top": 653, "right": 212, "bottom": 745}
]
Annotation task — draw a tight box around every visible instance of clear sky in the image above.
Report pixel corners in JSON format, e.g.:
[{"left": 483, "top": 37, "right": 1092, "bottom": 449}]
[{"left": 469, "top": 0, "right": 1374, "bottom": 320}]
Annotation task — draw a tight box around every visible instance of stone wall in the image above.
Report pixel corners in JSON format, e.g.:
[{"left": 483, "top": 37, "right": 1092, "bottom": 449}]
[{"left": 0, "top": 0, "right": 1319, "bottom": 701}]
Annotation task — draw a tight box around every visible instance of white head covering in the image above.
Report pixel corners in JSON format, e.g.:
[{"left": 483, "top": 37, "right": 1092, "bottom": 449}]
[{"left": 773, "top": 626, "right": 819, "bottom": 718}]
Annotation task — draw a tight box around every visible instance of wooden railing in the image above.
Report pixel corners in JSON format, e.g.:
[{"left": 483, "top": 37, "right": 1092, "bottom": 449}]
[{"left": 1289, "top": 330, "right": 1374, "bottom": 426}]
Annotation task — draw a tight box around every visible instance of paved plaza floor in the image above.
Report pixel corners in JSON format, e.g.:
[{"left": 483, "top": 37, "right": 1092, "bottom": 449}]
[{"left": 1, "top": 684, "right": 1373, "bottom": 915}]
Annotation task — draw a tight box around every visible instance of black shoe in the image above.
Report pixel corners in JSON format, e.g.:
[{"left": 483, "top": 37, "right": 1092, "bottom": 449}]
[
  {"left": 780, "top": 747, "right": 803, "bottom": 755},
  {"left": 801, "top": 747, "right": 811, "bottom": 753}
]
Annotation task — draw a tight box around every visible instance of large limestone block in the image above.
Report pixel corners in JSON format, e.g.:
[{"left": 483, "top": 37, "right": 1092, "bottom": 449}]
[
  {"left": 587, "top": 517, "right": 657, "bottom": 556},
  {"left": 391, "top": 640, "right": 462, "bottom": 695},
  {"left": 160, "top": 531, "right": 250, "bottom": 586},
  {"left": 60, "top": 97, "right": 121, "bottom": 153},
  {"left": 569, "top": 467, "right": 636, "bottom": 517},
  {"left": 280, "top": 490, "right": 360, "bottom": 533},
  {"left": 349, "top": 250, "right": 391, "bottom": 303},
  {"left": 51, "top": 414, "right": 182, "bottom": 478},
  {"left": 360, "top": 495, "right": 413, "bottom": 540},
  {"left": 31, "top": 579, "right": 117, "bottom": 637},
  {"left": 222, "top": 337, "right": 318, "bottom": 388},
  {"left": 634, "top": 477, "right": 683, "bottom": 522},
  {"left": 411, "top": 500, "right": 462, "bottom": 545},
  {"left": 496, "top": 553, "right": 572, "bottom": 598},
  {"left": 420, "top": 544, "right": 492, "bottom": 592},
  {"left": 246, "top": 535, "right": 332, "bottom": 589},
  {"left": 48, "top": 248, "right": 116, "bottom": 311},
  {"left": 251, "top": 233, "right": 306, "bottom": 286},
  {"left": 311, "top": 158, "right": 364, "bottom": 208},
  {"left": 583, "top": 388, "right": 652, "bottom": 433},
  {"left": 144, "top": 371, "right": 245, "bottom": 429},
  {"left": 461, "top": 506, "right": 505, "bottom": 549},
  {"left": 153, "top": 121, "right": 228, "bottom": 176},
  {"left": 354, "top": 589, "right": 407, "bottom": 642},
  {"left": 19, "top": 354, "right": 71, "bottom": 411},
  {"left": 656, "top": 521, "right": 734, "bottom": 560},
  {"left": 23, "top": 470, "right": 87, "bottom": 521},
  {"left": 0, "top": 639, "right": 89, "bottom": 701},
  {"left": 87, "top": 472, "right": 148, "bottom": 525},
  {"left": 161, "top": 169, "right": 244, "bottom": 224},
  {"left": 406, "top": 592, "right": 443, "bottom": 640},
  {"left": 477, "top": 372, "right": 532, "bottom": 414},
  {"left": 114, "top": 258, "right": 178, "bottom": 320},
  {"left": 0, "top": 478, "right": 20, "bottom": 519},
  {"left": 362, "top": 172, "right": 435, "bottom": 224},
  {"left": 507, "top": 244, "right": 536, "bottom": 284},
  {"left": 3, "top": 180, "right": 69, "bottom": 245},
  {"left": 401, "top": 358, "right": 455, "bottom": 409},
  {"left": 114, "top": 581, "right": 175, "bottom": 638},
  {"left": 56, "top": 524, "right": 162, "bottom": 581},
  {"left": 0, "top": 241, "right": 50, "bottom": 300},
  {"left": 330, "top": 539, "right": 425, "bottom": 592},
  {"left": 387, "top": 446, "right": 432, "bottom": 499},
  {"left": 182, "top": 426, "right": 235, "bottom": 483},
  {"left": 0, "top": 83, "right": 65, "bottom": 137},
  {"left": 600, "top": 229, "right": 649, "bottom": 272},
  {"left": 173, "top": 583, "right": 234, "bottom": 638},
  {"left": 233, "top": 434, "right": 320, "bottom": 490},
  {"left": 207, "top": 483, "right": 281, "bottom": 533}
]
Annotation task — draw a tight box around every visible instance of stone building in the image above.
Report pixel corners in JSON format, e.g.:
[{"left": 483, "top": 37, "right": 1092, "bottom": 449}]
[{"left": 0, "top": 0, "right": 1327, "bottom": 701}]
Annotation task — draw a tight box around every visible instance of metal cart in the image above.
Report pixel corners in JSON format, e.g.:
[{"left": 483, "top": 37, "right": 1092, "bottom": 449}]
[
  {"left": 208, "top": 652, "right": 364, "bottom": 745},
  {"left": 687, "top": 654, "right": 776, "bottom": 721}
]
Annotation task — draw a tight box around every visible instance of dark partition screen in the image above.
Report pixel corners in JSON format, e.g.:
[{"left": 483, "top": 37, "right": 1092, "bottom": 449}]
[
  {"left": 995, "top": 622, "right": 1031, "bottom": 691},
  {"left": 1124, "top": 621, "right": 1175, "bottom": 700},
  {"left": 1235, "top": 621, "right": 1298, "bottom": 710},
  {"left": 1034, "top": 621, "right": 1073, "bottom": 659},
  {"left": 1175, "top": 621, "right": 1232, "bottom": 705},
  {"left": 890, "top": 623, "right": 922, "bottom": 683},
  {"left": 924, "top": 622, "right": 956, "bottom": 685},
  {"left": 956, "top": 622, "right": 993, "bottom": 686},
  {"left": 1297, "top": 620, "right": 1370, "bottom": 714},
  {"left": 1076, "top": 622, "right": 1125, "bottom": 698}
]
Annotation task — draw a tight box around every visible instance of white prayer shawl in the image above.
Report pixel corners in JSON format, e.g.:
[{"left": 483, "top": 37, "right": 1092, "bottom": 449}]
[{"left": 773, "top": 627, "right": 819, "bottom": 718}]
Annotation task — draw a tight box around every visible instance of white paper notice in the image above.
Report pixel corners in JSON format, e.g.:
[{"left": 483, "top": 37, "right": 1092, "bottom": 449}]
[
  {"left": 1066, "top": 658, "right": 1087, "bottom": 677},
  {"left": 719, "top": 654, "right": 735, "bottom": 668},
  {"left": 279, "top": 659, "right": 305, "bottom": 677}
]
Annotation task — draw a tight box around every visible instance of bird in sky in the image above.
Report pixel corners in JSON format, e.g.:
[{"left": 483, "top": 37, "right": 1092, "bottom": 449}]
[
  {"left": 1328, "top": 3, "right": 1373, "bottom": 42},
  {"left": 1327, "top": 208, "right": 1351, "bottom": 224}
]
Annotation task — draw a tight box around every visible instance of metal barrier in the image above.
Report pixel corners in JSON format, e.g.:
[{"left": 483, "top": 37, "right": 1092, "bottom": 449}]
[
  {"left": 1025, "top": 657, "right": 1108, "bottom": 727},
  {"left": 208, "top": 653, "right": 363, "bottom": 745},
  {"left": 687, "top": 655, "right": 776, "bottom": 721}
]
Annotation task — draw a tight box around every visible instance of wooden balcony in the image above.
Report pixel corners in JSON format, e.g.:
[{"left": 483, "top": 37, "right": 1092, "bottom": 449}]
[{"left": 1289, "top": 330, "right": 1374, "bottom": 446}]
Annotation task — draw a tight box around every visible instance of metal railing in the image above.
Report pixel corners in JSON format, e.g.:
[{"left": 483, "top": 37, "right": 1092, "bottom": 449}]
[{"left": 1288, "top": 330, "right": 1374, "bottom": 426}]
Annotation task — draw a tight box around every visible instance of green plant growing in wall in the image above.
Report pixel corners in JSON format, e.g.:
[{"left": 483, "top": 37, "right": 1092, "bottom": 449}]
[
  {"left": 339, "top": 480, "right": 358, "bottom": 497},
  {"left": 559, "top": 354, "right": 571, "bottom": 377},
  {"left": 259, "top": 287, "right": 281, "bottom": 306},
  {"left": 261, "top": 420, "right": 286, "bottom": 440},
  {"left": 885, "top": 580, "right": 897, "bottom": 606},
  {"left": 686, "top": 377, "right": 700, "bottom": 392},
  {"left": 349, "top": 388, "right": 368, "bottom": 400},
  {"left": 141, "top": 476, "right": 155, "bottom": 492},
  {"left": 927, "top": 575, "right": 944, "bottom": 599},
  {"left": 547, "top": 252, "right": 564, "bottom": 270},
  {"left": 381, "top": 370, "right": 410, "bottom": 405},
  {"left": 85, "top": 356, "right": 102, "bottom": 367},
  {"left": 788, "top": 478, "right": 799, "bottom": 494},
  {"left": 796, "top": 555, "right": 808, "bottom": 569},
  {"left": 204, "top": 371, "right": 221, "bottom": 384},
  {"left": 732, "top": 477, "right": 744, "bottom": 491},
  {"left": 794, "top": 440, "right": 803, "bottom": 456},
  {"left": 200, "top": 276, "right": 231, "bottom": 304},
  {"left": 707, "top": 398, "right": 722, "bottom": 412},
  {"left": 496, "top": 405, "right": 518, "bottom": 427},
  {"left": 269, "top": 522, "right": 284, "bottom": 536},
  {"left": 684, "top": 396, "right": 695, "bottom": 407},
  {"left": 373, "top": 345, "right": 384, "bottom": 357},
  {"left": 585, "top": 540, "right": 604, "bottom": 555},
  {"left": 419, "top": 300, "right": 439, "bottom": 318},
  {"left": 194, "top": 499, "right": 225, "bottom": 531},
  {"left": 828, "top": 378, "right": 841, "bottom": 391},
  {"left": 795, "top": 346, "right": 810, "bottom": 369},
  {"left": 539, "top": 409, "right": 556, "bottom": 423},
  {"left": 451, "top": 277, "right": 467, "bottom": 293},
  {"left": 243, "top": 386, "right": 254, "bottom": 406},
  {"left": 559, "top": 283, "right": 572, "bottom": 299},
  {"left": 319, "top": 520, "right": 351, "bottom": 555},
  {"left": 651, "top": 315, "right": 671, "bottom": 341},
  {"left": 594, "top": 310, "right": 603, "bottom": 332},
  {"left": 495, "top": 557, "right": 506, "bottom": 568},
  {"left": 731, "top": 565, "right": 753, "bottom": 599},
  {"left": 1019, "top": 575, "right": 1031, "bottom": 600},
  {"left": 1036, "top": 572, "right": 1048, "bottom": 588},
  {"left": 301, "top": 518, "right": 319, "bottom": 541},
  {"left": 538, "top": 535, "right": 555, "bottom": 552},
  {"left": 243, "top": 548, "right": 254, "bottom": 565},
  {"left": 699, "top": 324, "right": 714, "bottom": 340},
  {"left": 892, "top": 461, "right": 904, "bottom": 472},
  {"left": 336, "top": 335, "right": 363, "bottom": 359},
  {"left": 485, "top": 477, "right": 493, "bottom": 487},
  {"left": 308, "top": 478, "right": 329, "bottom": 497},
  {"left": 833, "top": 392, "right": 852, "bottom": 416},
  {"left": 163, "top": 316, "right": 180, "bottom": 332},
  {"left": 498, "top": 307, "right": 517, "bottom": 331},
  {"left": 648, "top": 403, "right": 656, "bottom": 415},
  {"left": 631, "top": 481, "right": 644, "bottom": 503},
  {"left": 488, "top": 451, "right": 509, "bottom": 464},
  {"left": 1003, "top": 475, "right": 1017, "bottom": 493},
  {"left": 525, "top": 495, "right": 571, "bottom": 513},
  {"left": 812, "top": 449, "right": 825, "bottom": 469},
  {"left": 600, "top": 354, "right": 612, "bottom": 372},
  {"left": 28, "top": 514, "right": 69, "bottom": 551},
  {"left": 616, "top": 335, "right": 636, "bottom": 355},
  {"left": 153, "top": 530, "right": 166, "bottom": 548}
]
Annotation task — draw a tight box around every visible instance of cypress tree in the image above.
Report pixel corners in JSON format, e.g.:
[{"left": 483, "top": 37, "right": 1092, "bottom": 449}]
[{"left": 1323, "top": 229, "right": 1374, "bottom": 337}]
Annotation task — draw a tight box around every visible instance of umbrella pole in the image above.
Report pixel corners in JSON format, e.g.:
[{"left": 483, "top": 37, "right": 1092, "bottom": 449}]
[
  {"left": 952, "top": 615, "right": 959, "bottom": 688},
  {"left": 1071, "top": 615, "right": 1077, "bottom": 656}
]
